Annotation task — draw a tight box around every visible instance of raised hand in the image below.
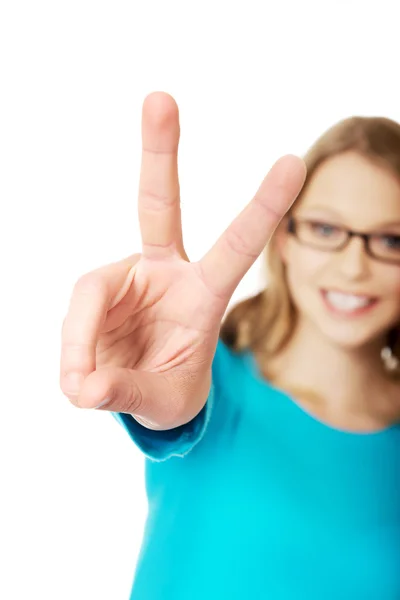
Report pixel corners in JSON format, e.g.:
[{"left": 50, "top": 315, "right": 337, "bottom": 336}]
[{"left": 60, "top": 92, "right": 306, "bottom": 429}]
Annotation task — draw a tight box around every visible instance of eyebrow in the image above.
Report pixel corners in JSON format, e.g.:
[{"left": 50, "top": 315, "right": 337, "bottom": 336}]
[{"left": 296, "top": 207, "right": 400, "bottom": 229}]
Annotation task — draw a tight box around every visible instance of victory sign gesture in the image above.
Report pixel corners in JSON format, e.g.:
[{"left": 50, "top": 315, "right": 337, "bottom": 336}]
[{"left": 60, "top": 92, "right": 306, "bottom": 429}]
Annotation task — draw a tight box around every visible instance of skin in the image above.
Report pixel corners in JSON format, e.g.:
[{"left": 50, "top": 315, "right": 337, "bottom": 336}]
[
  {"left": 268, "top": 151, "right": 400, "bottom": 432},
  {"left": 59, "top": 91, "right": 306, "bottom": 429}
]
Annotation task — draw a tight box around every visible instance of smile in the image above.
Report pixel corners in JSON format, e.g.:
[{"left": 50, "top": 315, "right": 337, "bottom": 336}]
[{"left": 321, "top": 290, "right": 378, "bottom": 316}]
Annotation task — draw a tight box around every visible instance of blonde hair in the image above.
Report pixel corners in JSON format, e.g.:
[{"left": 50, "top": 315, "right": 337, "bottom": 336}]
[{"left": 220, "top": 116, "right": 400, "bottom": 371}]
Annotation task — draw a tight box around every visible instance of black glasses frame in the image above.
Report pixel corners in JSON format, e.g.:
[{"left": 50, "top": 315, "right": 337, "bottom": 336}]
[{"left": 287, "top": 217, "right": 400, "bottom": 265}]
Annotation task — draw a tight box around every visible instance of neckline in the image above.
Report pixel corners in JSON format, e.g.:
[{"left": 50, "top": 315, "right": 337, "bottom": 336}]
[{"left": 242, "top": 350, "right": 400, "bottom": 438}]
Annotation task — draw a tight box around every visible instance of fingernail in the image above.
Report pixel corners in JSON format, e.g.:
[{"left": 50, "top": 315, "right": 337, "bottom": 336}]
[
  {"left": 94, "top": 397, "right": 111, "bottom": 410},
  {"left": 64, "top": 372, "right": 84, "bottom": 396}
]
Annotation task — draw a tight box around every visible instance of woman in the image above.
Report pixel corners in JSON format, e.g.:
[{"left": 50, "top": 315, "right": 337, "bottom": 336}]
[{"left": 60, "top": 92, "right": 400, "bottom": 599}]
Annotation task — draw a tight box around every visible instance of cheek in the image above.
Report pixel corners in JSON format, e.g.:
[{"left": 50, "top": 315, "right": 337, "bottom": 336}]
[
  {"left": 378, "top": 265, "right": 400, "bottom": 299},
  {"left": 285, "top": 243, "right": 330, "bottom": 289}
]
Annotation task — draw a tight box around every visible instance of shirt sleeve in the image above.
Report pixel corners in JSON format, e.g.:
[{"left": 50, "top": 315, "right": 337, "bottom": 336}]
[{"left": 110, "top": 338, "right": 235, "bottom": 462}]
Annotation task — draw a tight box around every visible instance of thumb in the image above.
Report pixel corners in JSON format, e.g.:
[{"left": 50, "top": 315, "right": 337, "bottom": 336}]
[{"left": 78, "top": 366, "right": 189, "bottom": 430}]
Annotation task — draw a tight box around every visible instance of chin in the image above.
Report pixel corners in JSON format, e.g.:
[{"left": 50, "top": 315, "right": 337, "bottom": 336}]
[{"left": 317, "top": 322, "right": 384, "bottom": 351}]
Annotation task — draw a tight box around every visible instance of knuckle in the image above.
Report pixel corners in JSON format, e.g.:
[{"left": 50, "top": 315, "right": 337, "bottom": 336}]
[
  {"left": 194, "top": 261, "right": 226, "bottom": 301},
  {"left": 59, "top": 381, "right": 81, "bottom": 407},
  {"left": 74, "top": 272, "right": 106, "bottom": 295},
  {"left": 116, "top": 381, "right": 143, "bottom": 415},
  {"left": 62, "top": 341, "right": 91, "bottom": 355},
  {"left": 254, "top": 193, "right": 282, "bottom": 220},
  {"left": 225, "top": 227, "right": 257, "bottom": 258},
  {"left": 139, "top": 187, "right": 179, "bottom": 210},
  {"left": 66, "top": 394, "right": 80, "bottom": 408}
]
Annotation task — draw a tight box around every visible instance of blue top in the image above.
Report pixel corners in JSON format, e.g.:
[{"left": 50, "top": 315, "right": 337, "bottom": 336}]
[{"left": 112, "top": 340, "right": 400, "bottom": 599}]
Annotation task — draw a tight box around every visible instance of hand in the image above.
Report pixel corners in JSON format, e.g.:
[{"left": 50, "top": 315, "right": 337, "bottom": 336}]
[{"left": 60, "top": 92, "right": 306, "bottom": 429}]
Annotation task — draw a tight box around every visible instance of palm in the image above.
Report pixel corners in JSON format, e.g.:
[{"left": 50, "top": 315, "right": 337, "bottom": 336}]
[
  {"left": 96, "top": 256, "right": 225, "bottom": 375},
  {"left": 61, "top": 92, "right": 306, "bottom": 427}
]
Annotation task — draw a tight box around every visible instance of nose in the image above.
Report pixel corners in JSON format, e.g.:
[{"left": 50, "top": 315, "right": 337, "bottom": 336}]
[{"left": 334, "top": 236, "right": 370, "bottom": 281}]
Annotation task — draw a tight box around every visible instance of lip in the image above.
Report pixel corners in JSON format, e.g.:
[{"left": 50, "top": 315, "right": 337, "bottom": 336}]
[{"left": 320, "top": 289, "right": 379, "bottom": 318}]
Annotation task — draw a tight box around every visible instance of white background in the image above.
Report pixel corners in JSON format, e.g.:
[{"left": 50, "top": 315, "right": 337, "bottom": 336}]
[{"left": 1, "top": 1, "right": 399, "bottom": 598}]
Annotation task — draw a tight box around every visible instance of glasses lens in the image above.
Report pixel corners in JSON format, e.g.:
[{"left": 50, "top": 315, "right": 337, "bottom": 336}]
[
  {"left": 296, "top": 220, "right": 347, "bottom": 250},
  {"left": 369, "top": 234, "right": 400, "bottom": 262}
]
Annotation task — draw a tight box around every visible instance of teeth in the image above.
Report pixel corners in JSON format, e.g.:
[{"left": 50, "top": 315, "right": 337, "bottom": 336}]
[{"left": 325, "top": 291, "right": 373, "bottom": 311}]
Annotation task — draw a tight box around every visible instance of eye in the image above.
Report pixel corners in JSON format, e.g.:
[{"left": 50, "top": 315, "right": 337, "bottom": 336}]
[
  {"left": 308, "top": 221, "right": 342, "bottom": 238},
  {"left": 378, "top": 234, "right": 400, "bottom": 250}
]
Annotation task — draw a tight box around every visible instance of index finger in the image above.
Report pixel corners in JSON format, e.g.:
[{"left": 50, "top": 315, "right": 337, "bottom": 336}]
[{"left": 198, "top": 155, "right": 306, "bottom": 298}]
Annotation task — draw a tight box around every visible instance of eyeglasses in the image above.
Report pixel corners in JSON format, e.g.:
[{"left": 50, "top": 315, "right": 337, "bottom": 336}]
[{"left": 287, "top": 217, "right": 400, "bottom": 264}]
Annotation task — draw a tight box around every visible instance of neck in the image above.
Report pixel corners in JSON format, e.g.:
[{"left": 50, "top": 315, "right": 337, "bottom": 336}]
[{"left": 264, "top": 317, "right": 400, "bottom": 429}]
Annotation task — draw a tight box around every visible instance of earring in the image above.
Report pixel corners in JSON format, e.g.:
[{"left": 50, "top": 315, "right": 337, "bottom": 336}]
[{"left": 381, "top": 345, "right": 400, "bottom": 372}]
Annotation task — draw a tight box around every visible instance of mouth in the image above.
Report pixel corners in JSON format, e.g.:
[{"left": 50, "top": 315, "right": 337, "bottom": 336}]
[{"left": 320, "top": 289, "right": 379, "bottom": 317}]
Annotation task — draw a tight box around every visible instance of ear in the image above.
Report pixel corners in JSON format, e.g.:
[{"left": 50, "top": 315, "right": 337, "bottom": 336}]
[{"left": 275, "top": 216, "right": 289, "bottom": 264}]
